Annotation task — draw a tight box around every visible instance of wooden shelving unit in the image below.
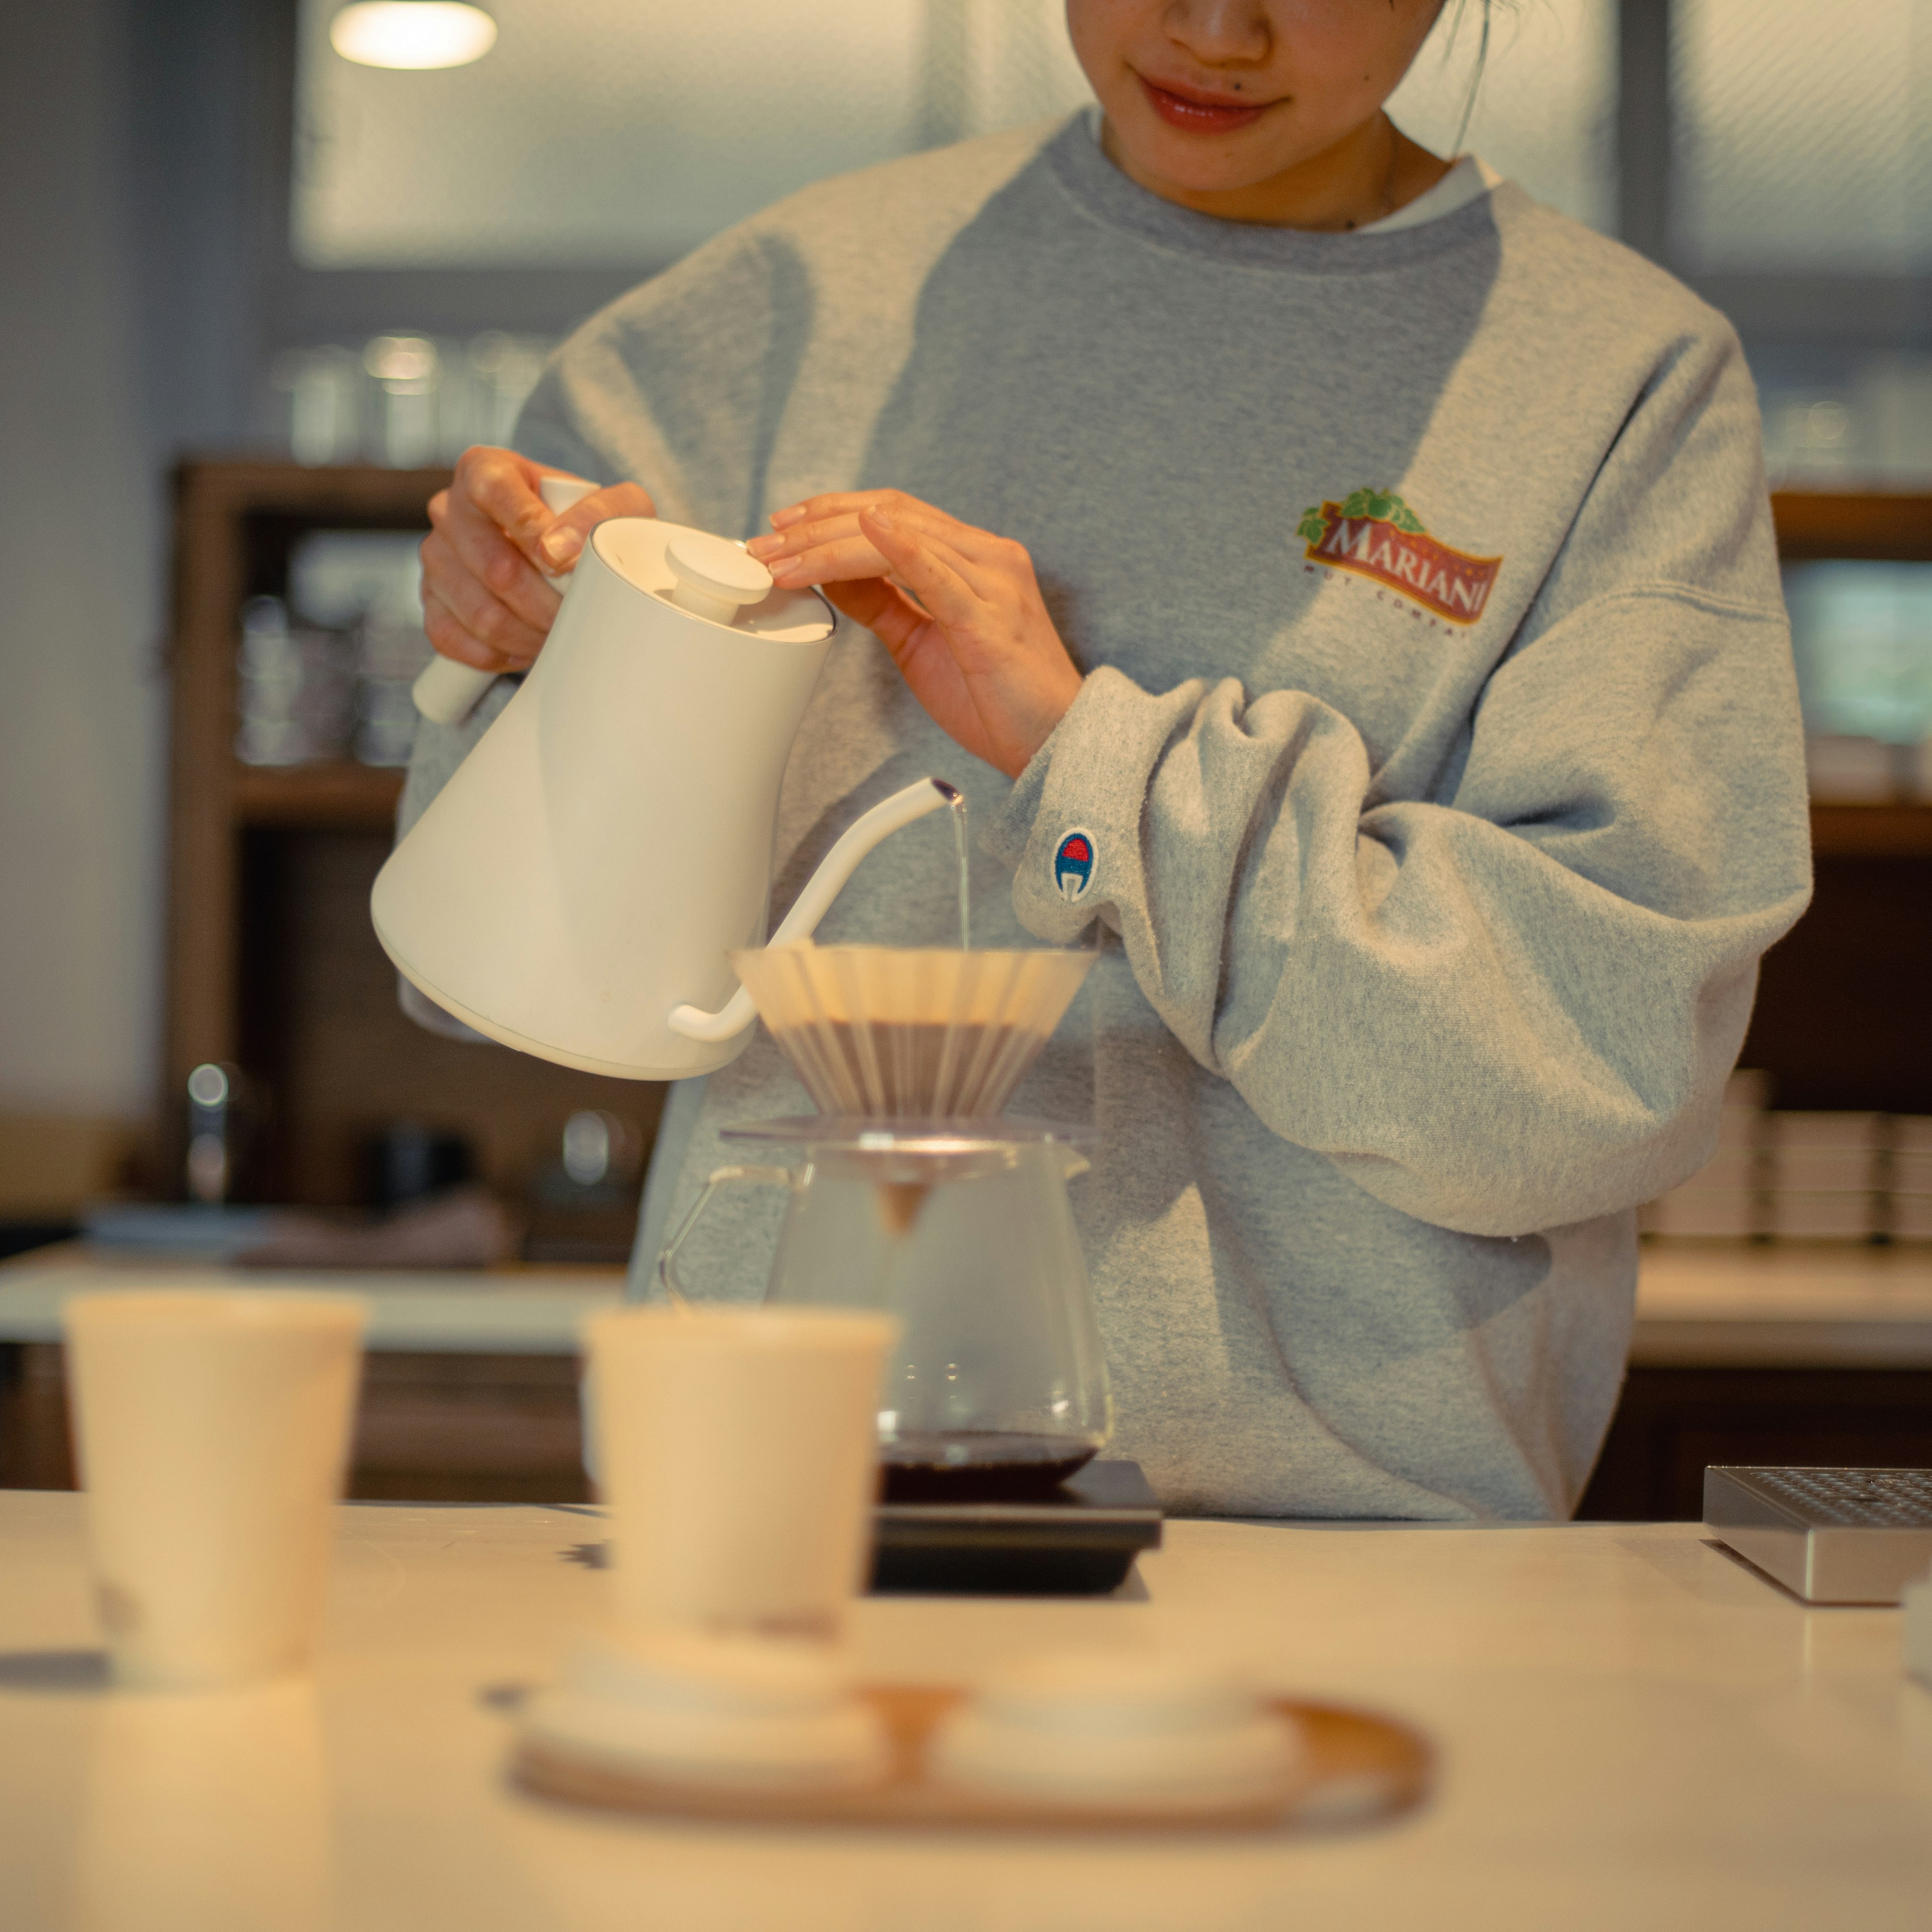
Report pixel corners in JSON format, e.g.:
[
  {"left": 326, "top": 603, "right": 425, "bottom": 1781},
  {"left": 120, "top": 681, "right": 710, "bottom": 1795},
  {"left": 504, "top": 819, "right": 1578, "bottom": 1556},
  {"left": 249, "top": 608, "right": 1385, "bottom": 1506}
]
[
  {"left": 166, "top": 460, "right": 453, "bottom": 1110},
  {"left": 162, "top": 459, "right": 662, "bottom": 1210},
  {"left": 232, "top": 763, "right": 406, "bottom": 831},
  {"left": 1773, "top": 493, "right": 1932, "bottom": 858},
  {"left": 1781, "top": 495, "right": 1932, "bottom": 848},
  {"left": 1808, "top": 801, "right": 1932, "bottom": 859},
  {"left": 1747, "top": 490, "right": 1932, "bottom": 1114},
  {"left": 1772, "top": 491, "right": 1932, "bottom": 562},
  {"left": 1779, "top": 494, "right": 1932, "bottom": 856}
]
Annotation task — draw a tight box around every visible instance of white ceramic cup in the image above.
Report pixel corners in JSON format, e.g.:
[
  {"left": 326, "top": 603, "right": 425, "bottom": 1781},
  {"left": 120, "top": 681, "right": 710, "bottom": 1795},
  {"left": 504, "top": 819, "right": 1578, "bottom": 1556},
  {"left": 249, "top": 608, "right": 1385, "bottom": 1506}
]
[
  {"left": 63, "top": 1291, "right": 367, "bottom": 1690},
  {"left": 584, "top": 1304, "right": 897, "bottom": 1641}
]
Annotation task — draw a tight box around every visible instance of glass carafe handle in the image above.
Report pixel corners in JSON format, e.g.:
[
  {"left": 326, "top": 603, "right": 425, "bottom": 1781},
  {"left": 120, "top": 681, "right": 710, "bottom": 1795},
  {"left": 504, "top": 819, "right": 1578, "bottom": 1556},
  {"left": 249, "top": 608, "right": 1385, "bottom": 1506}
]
[{"left": 652, "top": 1164, "right": 798, "bottom": 1304}]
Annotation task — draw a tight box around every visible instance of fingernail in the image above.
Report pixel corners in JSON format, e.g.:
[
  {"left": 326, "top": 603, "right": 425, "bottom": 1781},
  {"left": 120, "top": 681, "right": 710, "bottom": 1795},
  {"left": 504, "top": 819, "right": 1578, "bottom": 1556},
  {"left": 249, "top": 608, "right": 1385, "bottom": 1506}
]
[
  {"left": 770, "top": 506, "right": 805, "bottom": 528},
  {"left": 745, "top": 534, "right": 783, "bottom": 559},
  {"left": 770, "top": 561, "right": 809, "bottom": 584},
  {"left": 541, "top": 526, "right": 582, "bottom": 566},
  {"left": 866, "top": 507, "right": 895, "bottom": 532}
]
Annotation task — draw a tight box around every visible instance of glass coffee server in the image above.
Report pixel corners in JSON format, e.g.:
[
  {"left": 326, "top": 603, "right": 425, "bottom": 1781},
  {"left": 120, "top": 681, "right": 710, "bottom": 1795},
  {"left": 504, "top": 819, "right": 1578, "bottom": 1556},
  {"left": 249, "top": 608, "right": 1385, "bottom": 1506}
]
[{"left": 656, "top": 945, "right": 1111, "bottom": 1500}]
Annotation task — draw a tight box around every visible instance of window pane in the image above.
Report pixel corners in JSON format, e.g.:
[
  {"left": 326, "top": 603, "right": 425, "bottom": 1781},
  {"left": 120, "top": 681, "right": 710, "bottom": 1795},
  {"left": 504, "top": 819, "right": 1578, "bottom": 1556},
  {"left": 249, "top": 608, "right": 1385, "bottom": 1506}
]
[
  {"left": 1386, "top": 0, "right": 1618, "bottom": 231},
  {"left": 1673, "top": 0, "right": 1932, "bottom": 273},
  {"left": 292, "top": 0, "right": 1090, "bottom": 270}
]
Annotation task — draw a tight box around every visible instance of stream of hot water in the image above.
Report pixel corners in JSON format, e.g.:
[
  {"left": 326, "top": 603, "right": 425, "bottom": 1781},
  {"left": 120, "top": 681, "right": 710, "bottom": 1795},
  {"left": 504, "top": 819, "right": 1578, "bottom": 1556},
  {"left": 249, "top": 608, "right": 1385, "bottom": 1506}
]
[{"left": 948, "top": 785, "right": 970, "bottom": 952}]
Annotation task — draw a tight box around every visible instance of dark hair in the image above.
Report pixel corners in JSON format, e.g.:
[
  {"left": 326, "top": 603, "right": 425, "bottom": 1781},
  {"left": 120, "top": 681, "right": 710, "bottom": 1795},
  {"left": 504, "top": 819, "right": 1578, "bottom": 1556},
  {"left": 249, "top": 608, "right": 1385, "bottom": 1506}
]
[{"left": 1447, "top": 0, "right": 1497, "bottom": 155}]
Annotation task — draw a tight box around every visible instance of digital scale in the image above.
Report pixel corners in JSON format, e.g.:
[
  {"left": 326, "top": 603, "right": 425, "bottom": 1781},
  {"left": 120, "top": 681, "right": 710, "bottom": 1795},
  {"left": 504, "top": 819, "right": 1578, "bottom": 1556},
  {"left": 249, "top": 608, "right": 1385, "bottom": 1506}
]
[
  {"left": 871, "top": 1459, "right": 1162, "bottom": 1595},
  {"left": 1704, "top": 1466, "right": 1932, "bottom": 1604}
]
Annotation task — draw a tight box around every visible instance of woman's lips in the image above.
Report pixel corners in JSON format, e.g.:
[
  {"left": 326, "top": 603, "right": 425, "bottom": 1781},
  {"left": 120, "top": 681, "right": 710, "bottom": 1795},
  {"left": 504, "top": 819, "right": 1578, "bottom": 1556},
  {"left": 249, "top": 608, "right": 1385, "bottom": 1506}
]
[{"left": 1137, "top": 74, "right": 1268, "bottom": 135}]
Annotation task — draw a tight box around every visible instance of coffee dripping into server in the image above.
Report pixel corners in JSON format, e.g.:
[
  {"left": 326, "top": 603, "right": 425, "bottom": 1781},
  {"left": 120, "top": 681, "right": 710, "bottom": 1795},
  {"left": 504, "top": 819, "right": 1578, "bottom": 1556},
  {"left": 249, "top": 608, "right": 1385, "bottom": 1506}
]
[
  {"left": 662, "top": 944, "right": 1112, "bottom": 1502},
  {"left": 371, "top": 502, "right": 1110, "bottom": 1502}
]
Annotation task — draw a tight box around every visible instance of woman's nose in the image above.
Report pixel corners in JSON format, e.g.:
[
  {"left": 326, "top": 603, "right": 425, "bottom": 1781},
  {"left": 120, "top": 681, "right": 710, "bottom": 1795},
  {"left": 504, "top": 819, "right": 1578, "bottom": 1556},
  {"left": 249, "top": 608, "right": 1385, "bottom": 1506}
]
[{"left": 1162, "top": 0, "right": 1272, "bottom": 67}]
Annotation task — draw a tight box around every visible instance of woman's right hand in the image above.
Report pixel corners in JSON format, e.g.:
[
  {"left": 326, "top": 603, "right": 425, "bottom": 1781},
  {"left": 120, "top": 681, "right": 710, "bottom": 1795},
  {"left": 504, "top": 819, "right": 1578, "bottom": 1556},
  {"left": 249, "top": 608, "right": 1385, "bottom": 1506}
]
[{"left": 420, "top": 446, "right": 655, "bottom": 673}]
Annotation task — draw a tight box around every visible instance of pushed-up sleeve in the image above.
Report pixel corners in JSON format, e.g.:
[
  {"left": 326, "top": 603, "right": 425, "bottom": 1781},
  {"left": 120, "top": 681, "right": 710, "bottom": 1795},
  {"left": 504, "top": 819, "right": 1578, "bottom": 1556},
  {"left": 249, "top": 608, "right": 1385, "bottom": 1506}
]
[{"left": 987, "top": 331, "right": 1812, "bottom": 1238}]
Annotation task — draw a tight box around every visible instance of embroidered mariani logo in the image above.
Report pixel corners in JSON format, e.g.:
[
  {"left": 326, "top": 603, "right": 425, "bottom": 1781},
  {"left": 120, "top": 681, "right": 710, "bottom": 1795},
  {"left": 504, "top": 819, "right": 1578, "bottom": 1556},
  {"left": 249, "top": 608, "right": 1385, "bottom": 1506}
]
[{"left": 1297, "top": 488, "right": 1502, "bottom": 626}]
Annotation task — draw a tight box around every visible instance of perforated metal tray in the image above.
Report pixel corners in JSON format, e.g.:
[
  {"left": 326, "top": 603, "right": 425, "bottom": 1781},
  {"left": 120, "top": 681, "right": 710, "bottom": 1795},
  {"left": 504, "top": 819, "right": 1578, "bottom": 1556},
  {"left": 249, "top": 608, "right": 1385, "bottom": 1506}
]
[{"left": 1704, "top": 1466, "right": 1932, "bottom": 1603}]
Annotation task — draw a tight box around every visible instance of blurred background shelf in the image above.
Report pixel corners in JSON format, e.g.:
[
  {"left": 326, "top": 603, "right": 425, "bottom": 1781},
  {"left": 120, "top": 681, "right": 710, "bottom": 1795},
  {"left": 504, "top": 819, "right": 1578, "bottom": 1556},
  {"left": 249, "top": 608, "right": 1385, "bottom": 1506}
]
[
  {"left": 233, "top": 762, "right": 405, "bottom": 831},
  {"left": 1773, "top": 492, "right": 1932, "bottom": 561},
  {"left": 175, "top": 460, "right": 457, "bottom": 524},
  {"left": 1808, "top": 801, "right": 1932, "bottom": 857},
  {"left": 164, "top": 458, "right": 661, "bottom": 1221}
]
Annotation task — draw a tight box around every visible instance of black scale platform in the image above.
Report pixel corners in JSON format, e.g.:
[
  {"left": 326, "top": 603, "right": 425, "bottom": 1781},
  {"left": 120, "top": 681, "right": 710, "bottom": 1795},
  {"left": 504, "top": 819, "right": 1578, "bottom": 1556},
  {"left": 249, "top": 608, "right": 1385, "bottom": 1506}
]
[{"left": 867, "top": 1459, "right": 1162, "bottom": 1596}]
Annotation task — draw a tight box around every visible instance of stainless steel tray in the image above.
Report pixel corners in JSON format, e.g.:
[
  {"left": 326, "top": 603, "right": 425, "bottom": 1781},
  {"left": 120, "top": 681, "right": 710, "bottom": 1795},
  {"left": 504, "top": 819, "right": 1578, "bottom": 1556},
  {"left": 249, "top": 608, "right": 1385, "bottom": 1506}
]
[{"left": 1704, "top": 1466, "right": 1932, "bottom": 1603}]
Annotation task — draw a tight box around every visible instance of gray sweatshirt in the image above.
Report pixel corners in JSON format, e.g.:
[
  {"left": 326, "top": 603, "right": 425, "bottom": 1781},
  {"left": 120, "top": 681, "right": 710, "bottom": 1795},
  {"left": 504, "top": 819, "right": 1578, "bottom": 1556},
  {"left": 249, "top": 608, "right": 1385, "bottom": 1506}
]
[{"left": 401, "top": 117, "right": 1811, "bottom": 1520}]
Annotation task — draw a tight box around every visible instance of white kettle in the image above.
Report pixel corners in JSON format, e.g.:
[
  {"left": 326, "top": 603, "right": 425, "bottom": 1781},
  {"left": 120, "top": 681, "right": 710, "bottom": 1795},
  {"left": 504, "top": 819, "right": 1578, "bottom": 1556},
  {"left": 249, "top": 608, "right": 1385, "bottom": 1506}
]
[{"left": 370, "top": 511, "right": 958, "bottom": 1080}]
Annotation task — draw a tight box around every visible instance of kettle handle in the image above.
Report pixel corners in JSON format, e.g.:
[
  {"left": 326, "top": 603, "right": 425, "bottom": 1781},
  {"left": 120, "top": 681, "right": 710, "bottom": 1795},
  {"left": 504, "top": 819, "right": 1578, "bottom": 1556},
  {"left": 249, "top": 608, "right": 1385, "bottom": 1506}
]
[
  {"left": 410, "top": 474, "right": 598, "bottom": 726},
  {"left": 666, "top": 776, "right": 961, "bottom": 1044},
  {"left": 650, "top": 1164, "right": 798, "bottom": 1306}
]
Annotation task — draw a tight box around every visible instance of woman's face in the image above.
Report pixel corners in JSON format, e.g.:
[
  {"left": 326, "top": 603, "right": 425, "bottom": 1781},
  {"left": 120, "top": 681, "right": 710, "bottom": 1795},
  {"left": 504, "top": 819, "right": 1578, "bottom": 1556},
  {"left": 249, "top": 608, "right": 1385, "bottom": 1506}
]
[{"left": 1067, "top": 1, "right": 1446, "bottom": 199}]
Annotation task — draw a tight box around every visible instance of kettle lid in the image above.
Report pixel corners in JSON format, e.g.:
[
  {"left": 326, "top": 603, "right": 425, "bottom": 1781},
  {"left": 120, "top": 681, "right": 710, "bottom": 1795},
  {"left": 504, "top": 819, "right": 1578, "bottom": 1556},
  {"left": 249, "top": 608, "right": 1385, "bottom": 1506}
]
[{"left": 665, "top": 529, "right": 773, "bottom": 622}]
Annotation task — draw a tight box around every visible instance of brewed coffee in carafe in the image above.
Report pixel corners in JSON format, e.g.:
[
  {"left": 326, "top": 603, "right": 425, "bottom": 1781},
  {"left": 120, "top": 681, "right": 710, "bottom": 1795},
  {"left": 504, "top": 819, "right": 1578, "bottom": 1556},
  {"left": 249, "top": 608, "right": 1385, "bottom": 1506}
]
[
  {"left": 659, "top": 942, "right": 1110, "bottom": 1500},
  {"left": 746, "top": 1123, "right": 1107, "bottom": 1501}
]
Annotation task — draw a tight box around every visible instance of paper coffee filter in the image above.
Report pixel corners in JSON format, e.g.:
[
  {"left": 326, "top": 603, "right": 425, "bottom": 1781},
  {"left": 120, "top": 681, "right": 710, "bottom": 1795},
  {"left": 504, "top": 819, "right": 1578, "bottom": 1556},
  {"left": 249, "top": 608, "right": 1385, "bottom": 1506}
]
[{"left": 727, "top": 945, "right": 1096, "bottom": 1118}]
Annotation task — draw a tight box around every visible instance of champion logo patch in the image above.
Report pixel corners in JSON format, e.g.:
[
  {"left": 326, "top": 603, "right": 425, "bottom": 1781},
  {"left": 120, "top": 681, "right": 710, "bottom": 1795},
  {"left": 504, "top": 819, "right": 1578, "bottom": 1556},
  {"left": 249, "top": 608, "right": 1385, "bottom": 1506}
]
[{"left": 1053, "top": 829, "right": 1095, "bottom": 902}]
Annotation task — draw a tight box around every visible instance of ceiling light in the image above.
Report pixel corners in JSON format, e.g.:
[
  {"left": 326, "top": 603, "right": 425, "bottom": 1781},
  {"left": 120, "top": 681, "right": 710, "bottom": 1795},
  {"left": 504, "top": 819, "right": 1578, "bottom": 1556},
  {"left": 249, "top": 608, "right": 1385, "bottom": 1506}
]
[{"left": 330, "top": 3, "right": 497, "bottom": 71}]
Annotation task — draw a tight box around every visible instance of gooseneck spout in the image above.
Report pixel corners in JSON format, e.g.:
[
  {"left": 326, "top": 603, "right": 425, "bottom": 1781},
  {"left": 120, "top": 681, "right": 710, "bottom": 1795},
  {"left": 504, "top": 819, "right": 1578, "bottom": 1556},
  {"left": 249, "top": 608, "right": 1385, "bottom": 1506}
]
[{"left": 667, "top": 777, "right": 961, "bottom": 1044}]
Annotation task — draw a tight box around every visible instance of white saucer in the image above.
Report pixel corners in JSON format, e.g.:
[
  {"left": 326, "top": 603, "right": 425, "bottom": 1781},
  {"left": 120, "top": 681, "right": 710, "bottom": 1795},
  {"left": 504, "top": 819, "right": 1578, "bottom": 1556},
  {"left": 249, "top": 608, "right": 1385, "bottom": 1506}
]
[
  {"left": 521, "top": 1627, "right": 889, "bottom": 1793},
  {"left": 929, "top": 1651, "right": 1302, "bottom": 1808}
]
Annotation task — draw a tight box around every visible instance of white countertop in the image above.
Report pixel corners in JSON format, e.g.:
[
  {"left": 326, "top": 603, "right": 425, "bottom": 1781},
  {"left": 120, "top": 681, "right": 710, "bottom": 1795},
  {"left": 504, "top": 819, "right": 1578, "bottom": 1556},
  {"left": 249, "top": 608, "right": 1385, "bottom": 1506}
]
[
  {"left": 1, "top": 1494, "right": 1927, "bottom": 1931},
  {"left": 4, "top": 1240, "right": 1930, "bottom": 1367}
]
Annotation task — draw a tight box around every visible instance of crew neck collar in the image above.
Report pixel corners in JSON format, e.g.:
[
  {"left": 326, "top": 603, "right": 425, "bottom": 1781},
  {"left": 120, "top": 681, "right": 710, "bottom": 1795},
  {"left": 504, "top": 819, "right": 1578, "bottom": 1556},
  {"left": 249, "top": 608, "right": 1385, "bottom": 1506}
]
[
  {"left": 1357, "top": 153, "right": 1504, "bottom": 234},
  {"left": 1046, "top": 115, "right": 1511, "bottom": 273}
]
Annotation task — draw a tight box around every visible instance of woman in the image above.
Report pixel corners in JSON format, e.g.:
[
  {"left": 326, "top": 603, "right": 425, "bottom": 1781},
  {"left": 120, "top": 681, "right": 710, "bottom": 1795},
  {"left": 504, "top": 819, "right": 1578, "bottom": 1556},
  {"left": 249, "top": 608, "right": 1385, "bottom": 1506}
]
[{"left": 404, "top": 1, "right": 1811, "bottom": 1519}]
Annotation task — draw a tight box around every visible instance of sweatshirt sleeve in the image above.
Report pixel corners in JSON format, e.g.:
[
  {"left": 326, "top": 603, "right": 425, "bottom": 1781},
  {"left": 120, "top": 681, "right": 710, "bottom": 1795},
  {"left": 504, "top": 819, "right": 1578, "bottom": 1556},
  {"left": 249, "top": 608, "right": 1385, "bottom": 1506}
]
[{"left": 985, "top": 327, "right": 1813, "bottom": 1239}]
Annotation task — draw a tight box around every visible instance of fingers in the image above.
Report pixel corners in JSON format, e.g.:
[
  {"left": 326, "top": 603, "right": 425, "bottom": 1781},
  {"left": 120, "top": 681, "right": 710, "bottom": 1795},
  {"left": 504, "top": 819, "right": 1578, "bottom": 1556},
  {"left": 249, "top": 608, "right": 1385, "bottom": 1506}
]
[
  {"left": 767, "top": 489, "right": 896, "bottom": 530},
  {"left": 420, "top": 586, "right": 543, "bottom": 674},
  {"left": 862, "top": 507, "right": 992, "bottom": 624},
  {"left": 457, "top": 446, "right": 556, "bottom": 568},
  {"left": 817, "top": 511, "right": 1080, "bottom": 778},
  {"left": 759, "top": 528, "right": 895, "bottom": 587},
  {"left": 820, "top": 575, "right": 928, "bottom": 658},
  {"left": 752, "top": 495, "right": 1010, "bottom": 593},
  {"left": 422, "top": 589, "right": 511, "bottom": 674},
  {"left": 422, "top": 587, "right": 532, "bottom": 674},
  {"left": 748, "top": 496, "right": 896, "bottom": 583},
  {"left": 419, "top": 526, "right": 554, "bottom": 672},
  {"left": 537, "top": 478, "right": 655, "bottom": 573},
  {"left": 430, "top": 474, "right": 562, "bottom": 635},
  {"left": 752, "top": 489, "right": 938, "bottom": 565},
  {"left": 422, "top": 447, "right": 658, "bottom": 677},
  {"left": 763, "top": 489, "right": 999, "bottom": 559}
]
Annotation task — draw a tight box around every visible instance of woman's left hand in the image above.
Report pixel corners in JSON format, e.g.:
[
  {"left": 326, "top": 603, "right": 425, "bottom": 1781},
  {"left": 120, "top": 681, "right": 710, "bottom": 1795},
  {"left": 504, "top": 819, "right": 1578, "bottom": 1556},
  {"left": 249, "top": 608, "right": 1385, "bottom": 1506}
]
[{"left": 747, "top": 491, "right": 1083, "bottom": 779}]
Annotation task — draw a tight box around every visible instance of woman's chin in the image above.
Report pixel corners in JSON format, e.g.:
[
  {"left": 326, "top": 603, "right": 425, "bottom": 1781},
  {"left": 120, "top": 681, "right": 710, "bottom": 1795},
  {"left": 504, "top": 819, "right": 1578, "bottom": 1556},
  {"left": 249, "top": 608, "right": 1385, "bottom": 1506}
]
[
  {"left": 1101, "top": 109, "right": 1310, "bottom": 200},
  {"left": 1114, "top": 140, "right": 1304, "bottom": 204}
]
